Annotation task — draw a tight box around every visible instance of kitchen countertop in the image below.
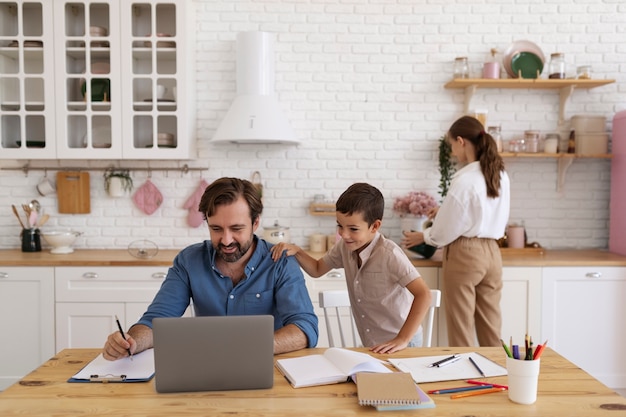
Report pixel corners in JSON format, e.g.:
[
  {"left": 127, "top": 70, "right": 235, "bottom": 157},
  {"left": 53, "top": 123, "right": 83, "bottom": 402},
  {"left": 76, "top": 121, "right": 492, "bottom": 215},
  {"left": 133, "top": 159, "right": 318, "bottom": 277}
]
[{"left": 1, "top": 248, "right": 626, "bottom": 267}]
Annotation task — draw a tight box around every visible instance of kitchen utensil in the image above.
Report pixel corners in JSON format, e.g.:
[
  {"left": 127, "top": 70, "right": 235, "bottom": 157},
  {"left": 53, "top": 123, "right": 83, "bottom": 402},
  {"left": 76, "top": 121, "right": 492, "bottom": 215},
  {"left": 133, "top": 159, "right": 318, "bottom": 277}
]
[
  {"left": 263, "top": 221, "right": 291, "bottom": 244},
  {"left": 510, "top": 51, "right": 544, "bottom": 79},
  {"left": 37, "top": 175, "right": 56, "bottom": 196},
  {"left": 12, "top": 204, "right": 26, "bottom": 229},
  {"left": 29, "top": 199, "right": 41, "bottom": 213},
  {"left": 57, "top": 171, "right": 91, "bottom": 214},
  {"left": 128, "top": 239, "right": 159, "bottom": 259},
  {"left": 41, "top": 229, "right": 82, "bottom": 254},
  {"left": 132, "top": 179, "right": 163, "bottom": 215},
  {"left": 37, "top": 214, "right": 50, "bottom": 228}
]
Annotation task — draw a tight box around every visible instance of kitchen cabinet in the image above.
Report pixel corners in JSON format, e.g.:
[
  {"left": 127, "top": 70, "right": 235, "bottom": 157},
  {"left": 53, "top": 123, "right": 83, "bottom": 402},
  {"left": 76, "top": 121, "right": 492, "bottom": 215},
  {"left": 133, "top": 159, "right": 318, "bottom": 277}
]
[
  {"left": 0, "top": 267, "right": 55, "bottom": 391},
  {"left": 436, "top": 267, "right": 542, "bottom": 348},
  {"left": 541, "top": 267, "right": 626, "bottom": 390},
  {"left": 0, "top": 0, "right": 195, "bottom": 160},
  {"left": 54, "top": 266, "right": 180, "bottom": 350}
]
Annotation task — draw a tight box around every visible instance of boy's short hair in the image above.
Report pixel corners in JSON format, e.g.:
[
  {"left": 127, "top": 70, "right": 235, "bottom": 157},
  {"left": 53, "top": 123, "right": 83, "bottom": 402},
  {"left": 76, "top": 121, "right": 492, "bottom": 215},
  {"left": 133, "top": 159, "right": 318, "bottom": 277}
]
[{"left": 335, "top": 183, "right": 384, "bottom": 226}]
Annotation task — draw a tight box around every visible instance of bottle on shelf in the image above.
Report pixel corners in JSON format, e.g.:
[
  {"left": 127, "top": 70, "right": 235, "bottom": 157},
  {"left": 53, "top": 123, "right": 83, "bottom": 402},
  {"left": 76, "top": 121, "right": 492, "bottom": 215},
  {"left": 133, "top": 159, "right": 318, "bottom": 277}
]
[{"left": 567, "top": 130, "right": 576, "bottom": 154}]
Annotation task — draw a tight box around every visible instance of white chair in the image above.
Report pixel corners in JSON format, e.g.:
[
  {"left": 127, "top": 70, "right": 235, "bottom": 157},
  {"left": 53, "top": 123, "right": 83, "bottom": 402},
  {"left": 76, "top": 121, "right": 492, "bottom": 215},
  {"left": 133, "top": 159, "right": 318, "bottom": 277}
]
[
  {"left": 422, "top": 289, "right": 441, "bottom": 347},
  {"left": 318, "top": 290, "right": 361, "bottom": 348},
  {"left": 318, "top": 289, "right": 441, "bottom": 348}
]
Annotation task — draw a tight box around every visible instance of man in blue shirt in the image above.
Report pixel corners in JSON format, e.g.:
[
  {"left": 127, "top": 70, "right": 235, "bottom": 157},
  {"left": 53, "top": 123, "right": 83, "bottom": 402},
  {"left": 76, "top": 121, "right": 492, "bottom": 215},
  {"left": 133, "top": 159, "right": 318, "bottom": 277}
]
[{"left": 103, "top": 177, "right": 318, "bottom": 360}]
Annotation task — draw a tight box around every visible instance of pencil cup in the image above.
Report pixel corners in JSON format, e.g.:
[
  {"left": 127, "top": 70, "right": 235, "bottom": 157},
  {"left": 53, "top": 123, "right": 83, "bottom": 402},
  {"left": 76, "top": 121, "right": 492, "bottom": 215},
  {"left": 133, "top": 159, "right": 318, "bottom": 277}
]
[{"left": 506, "top": 357, "right": 540, "bottom": 405}]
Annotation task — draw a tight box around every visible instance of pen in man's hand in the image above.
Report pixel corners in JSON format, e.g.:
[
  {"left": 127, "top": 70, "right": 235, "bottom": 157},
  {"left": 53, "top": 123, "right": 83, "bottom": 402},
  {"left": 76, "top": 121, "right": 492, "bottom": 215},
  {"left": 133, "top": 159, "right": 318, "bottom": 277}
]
[
  {"left": 428, "top": 354, "right": 460, "bottom": 368},
  {"left": 115, "top": 315, "right": 133, "bottom": 360}
]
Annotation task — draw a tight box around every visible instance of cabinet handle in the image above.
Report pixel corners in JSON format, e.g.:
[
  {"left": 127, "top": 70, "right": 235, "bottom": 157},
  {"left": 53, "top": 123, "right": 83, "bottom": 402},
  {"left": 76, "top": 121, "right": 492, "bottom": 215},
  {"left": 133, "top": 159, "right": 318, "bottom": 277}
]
[
  {"left": 585, "top": 272, "right": 602, "bottom": 279},
  {"left": 151, "top": 272, "right": 167, "bottom": 279},
  {"left": 82, "top": 272, "right": 99, "bottom": 279},
  {"left": 326, "top": 271, "right": 343, "bottom": 279},
  {"left": 0, "top": 272, "right": 8, "bottom": 279}
]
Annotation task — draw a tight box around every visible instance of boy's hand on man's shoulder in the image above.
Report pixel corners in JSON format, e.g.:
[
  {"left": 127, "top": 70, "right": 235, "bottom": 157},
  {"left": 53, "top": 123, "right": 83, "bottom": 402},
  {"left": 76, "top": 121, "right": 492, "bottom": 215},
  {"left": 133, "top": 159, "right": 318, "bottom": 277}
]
[{"left": 270, "top": 242, "right": 300, "bottom": 262}]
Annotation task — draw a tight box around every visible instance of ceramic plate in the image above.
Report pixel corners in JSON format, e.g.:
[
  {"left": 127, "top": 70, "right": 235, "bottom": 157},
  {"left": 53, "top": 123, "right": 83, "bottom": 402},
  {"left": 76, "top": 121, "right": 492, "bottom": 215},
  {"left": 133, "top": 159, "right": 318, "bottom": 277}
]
[
  {"left": 510, "top": 52, "right": 544, "bottom": 79},
  {"left": 503, "top": 40, "right": 545, "bottom": 78}
]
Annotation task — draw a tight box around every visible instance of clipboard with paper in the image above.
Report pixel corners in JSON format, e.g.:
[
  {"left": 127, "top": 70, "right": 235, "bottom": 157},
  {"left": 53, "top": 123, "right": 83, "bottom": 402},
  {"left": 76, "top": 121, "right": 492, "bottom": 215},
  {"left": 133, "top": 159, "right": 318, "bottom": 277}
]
[
  {"left": 68, "top": 349, "right": 155, "bottom": 383},
  {"left": 388, "top": 352, "right": 507, "bottom": 384}
]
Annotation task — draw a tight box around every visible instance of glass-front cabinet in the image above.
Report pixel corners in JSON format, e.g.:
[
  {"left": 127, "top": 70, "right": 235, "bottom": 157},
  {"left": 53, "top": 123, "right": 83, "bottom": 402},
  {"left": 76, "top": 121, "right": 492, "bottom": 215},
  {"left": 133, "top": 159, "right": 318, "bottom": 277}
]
[
  {"left": 0, "top": 1, "right": 55, "bottom": 158},
  {"left": 0, "top": 0, "right": 194, "bottom": 160}
]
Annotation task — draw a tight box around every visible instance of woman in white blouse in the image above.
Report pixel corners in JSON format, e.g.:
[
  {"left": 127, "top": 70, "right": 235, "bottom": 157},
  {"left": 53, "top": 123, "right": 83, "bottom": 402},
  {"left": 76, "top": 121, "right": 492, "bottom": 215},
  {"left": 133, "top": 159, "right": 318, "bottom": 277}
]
[{"left": 402, "top": 115, "right": 510, "bottom": 346}]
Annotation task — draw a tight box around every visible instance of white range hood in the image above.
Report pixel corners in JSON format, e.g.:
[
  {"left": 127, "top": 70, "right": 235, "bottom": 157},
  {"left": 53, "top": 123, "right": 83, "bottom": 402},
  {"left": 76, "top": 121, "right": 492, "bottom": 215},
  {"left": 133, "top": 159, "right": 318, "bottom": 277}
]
[{"left": 211, "top": 31, "right": 299, "bottom": 145}]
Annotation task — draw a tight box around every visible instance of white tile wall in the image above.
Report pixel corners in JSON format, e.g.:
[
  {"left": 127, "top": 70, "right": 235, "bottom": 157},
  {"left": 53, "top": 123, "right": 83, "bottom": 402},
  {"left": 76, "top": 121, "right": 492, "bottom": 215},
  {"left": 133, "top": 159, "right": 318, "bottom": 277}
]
[{"left": 0, "top": 0, "right": 622, "bottom": 251}]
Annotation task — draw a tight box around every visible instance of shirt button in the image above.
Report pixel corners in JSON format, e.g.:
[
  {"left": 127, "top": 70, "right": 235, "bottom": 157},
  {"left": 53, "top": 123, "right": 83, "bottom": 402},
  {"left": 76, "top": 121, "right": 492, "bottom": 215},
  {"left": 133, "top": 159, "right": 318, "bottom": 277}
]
[
  {"left": 357, "top": 299, "right": 361, "bottom": 303},
  {"left": 361, "top": 314, "right": 365, "bottom": 318},
  {"left": 366, "top": 329, "right": 370, "bottom": 333},
  {"left": 229, "top": 295, "right": 234, "bottom": 299},
  {"left": 251, "top": 267, "right": 255, "bottom": 271},
  {"left": 355, "top": 280, "right": 359, "bottom": 284},
  {"left": 256, "top": 293, "right": 260, "bottom": 298}
]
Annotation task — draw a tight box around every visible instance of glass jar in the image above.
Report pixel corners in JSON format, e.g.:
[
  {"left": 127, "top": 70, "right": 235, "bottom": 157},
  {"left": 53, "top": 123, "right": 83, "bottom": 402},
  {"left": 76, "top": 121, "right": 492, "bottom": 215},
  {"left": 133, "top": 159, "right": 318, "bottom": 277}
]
[
  {"left": 544, "top": 133, "right": 560, "bottom": 153},
  {"left": 524, "top": 130, "right": 540, "bottom": 153},
  {"left": 487, "top": 125, "right": 503, "bottom": 152},
  {"left": 548, "top": 53, "right": 566, "bottom": 79},
  {"left": 577, "top": 65, "right": 592, "bottom": 80},
  {"left": 453, "top": 57, "right": 469, "bottom": 79}
]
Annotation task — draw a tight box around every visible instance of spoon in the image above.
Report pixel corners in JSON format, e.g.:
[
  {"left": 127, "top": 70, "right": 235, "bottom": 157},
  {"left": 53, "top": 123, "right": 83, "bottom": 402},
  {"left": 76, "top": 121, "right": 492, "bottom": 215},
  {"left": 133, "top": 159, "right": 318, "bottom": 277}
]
[
  {"left": 29, "top": 199, "right": 41, "bottom": 214},
  {"left": 11, "top": 204, "right": 26, "bottom": 229}
]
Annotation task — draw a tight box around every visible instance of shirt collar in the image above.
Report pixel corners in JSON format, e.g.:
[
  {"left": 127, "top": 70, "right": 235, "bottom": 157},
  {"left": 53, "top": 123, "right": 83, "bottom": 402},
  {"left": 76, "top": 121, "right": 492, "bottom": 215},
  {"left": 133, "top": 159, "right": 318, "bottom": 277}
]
[
  {"left": 452, "top": 160, "right": 480, "bottom": 179},
  {"left": 357, "top": 231, "right": 381, "bottom": 265}
]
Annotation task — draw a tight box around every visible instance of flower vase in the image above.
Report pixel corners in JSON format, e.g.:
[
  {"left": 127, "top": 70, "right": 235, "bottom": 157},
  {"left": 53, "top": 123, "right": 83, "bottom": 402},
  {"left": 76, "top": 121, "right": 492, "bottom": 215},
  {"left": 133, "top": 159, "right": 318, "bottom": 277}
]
[
  {"left": 400, "top": 215, "right": 437, "bottom": 259},
  {"left": 400, "top": 215, "right": 429, "bottom": 235}
]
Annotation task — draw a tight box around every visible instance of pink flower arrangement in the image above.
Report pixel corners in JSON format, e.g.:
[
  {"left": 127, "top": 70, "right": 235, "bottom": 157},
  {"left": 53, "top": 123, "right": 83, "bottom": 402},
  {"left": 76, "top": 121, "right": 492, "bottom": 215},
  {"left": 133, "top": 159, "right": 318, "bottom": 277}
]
[{"left": 393, "top": 191, "right": 438, "bottom": 217}]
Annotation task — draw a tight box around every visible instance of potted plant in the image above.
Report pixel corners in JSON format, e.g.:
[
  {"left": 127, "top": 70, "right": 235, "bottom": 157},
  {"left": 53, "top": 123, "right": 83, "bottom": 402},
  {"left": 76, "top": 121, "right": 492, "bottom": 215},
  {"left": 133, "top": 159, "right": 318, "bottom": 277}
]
[
  {"left": 438, "top": 134, "right": 456, "bottom": 200},
  {"left": 104, "top": 169, "right": 133, "bottom": 197}
]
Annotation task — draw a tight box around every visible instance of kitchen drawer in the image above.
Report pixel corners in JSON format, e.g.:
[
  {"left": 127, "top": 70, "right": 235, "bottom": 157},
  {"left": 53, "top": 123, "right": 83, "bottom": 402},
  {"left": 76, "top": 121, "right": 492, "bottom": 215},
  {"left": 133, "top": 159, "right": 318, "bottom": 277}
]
[{"left": 55, "top": 266, "right": 168, "bottom": 302}]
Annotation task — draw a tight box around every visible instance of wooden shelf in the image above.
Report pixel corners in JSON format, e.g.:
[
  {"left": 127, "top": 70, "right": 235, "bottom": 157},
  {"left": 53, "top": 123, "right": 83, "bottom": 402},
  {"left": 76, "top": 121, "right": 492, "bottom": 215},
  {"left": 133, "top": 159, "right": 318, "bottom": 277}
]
[
  {"left": 501, "top": 152, "right": 612, "bottom": 192},
  {"left": 444, "top": 78, "right": 615, "bottom": 89},
  {"left": 500, "top": 152, "right": 612, "bottom": 159},
  {"left": 444, "top": 78, "right": 615, "bottom": 123},
  {"left": 309, "top": 203, "right": 336, "bottom": 216}
]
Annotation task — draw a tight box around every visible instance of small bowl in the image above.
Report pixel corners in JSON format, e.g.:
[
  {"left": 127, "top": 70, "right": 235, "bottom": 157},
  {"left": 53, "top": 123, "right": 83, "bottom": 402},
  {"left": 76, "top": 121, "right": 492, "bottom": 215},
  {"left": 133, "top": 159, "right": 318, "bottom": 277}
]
[
  {"left": 41, "top": 229, "right": 82, "bottom": 254},
  {"left": 90, "top": 26, "right": 108, "bottom": 37}
]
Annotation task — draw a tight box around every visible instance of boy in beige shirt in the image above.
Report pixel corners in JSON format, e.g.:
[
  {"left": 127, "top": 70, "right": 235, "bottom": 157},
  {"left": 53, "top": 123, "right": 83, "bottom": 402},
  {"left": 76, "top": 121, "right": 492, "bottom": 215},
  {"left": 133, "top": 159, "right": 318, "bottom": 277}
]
[{"left": 271, "top": 183, "right": 431, "bottom": 353}]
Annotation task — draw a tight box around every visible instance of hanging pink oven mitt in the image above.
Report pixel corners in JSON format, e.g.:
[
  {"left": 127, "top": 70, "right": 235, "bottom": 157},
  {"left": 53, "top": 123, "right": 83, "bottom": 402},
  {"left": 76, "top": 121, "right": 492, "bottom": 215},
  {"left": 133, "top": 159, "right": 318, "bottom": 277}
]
[
  {"left": 183, "top": 179, "right": 209, "bottom": 227},
  {"left": 133, "top": 179, "right": 163, "bottom": 215}
]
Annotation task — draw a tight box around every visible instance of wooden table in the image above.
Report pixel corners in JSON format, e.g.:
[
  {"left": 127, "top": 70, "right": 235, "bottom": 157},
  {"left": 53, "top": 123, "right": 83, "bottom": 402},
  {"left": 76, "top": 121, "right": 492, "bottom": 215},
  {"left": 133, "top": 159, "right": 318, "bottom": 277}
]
[{"left": 1, "top": 347, "right": 624, "bottom": 416}]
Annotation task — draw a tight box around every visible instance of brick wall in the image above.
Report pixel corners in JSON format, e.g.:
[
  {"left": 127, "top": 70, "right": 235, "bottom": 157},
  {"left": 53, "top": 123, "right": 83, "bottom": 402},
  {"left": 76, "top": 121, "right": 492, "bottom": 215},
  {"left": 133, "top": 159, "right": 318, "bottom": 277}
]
[{"left": 0, "top": 0, "right": 623, "bottom": 250}]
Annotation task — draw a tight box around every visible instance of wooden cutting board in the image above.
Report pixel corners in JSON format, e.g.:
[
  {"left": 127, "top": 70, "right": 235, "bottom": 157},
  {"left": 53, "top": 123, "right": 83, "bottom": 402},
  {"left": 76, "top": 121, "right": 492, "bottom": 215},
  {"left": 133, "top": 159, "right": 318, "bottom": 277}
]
[{"left": 57, "top": 171, "right": 91, "bottom": 214}]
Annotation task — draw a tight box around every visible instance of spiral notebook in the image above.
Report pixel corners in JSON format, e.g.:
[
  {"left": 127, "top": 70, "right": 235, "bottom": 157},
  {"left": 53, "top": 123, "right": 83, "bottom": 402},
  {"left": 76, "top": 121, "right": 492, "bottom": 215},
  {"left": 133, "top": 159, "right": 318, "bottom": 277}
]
[{"left": 356, "top": 372, "right": 435, "bottom": 411}]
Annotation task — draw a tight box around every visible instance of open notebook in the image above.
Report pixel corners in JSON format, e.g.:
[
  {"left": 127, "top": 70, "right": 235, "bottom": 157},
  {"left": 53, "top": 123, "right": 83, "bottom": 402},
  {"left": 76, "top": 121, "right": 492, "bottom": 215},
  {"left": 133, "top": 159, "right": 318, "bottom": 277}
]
[{"left": 388, "top": 352, "right": 507, "bottom": 384}]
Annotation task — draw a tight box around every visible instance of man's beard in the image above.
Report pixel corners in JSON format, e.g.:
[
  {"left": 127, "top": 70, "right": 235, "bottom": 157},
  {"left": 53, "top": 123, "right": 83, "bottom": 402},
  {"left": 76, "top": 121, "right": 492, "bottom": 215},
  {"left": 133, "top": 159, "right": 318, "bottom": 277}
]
[{"left": 216, "top": 239, "right": 253, "bottom": 263}]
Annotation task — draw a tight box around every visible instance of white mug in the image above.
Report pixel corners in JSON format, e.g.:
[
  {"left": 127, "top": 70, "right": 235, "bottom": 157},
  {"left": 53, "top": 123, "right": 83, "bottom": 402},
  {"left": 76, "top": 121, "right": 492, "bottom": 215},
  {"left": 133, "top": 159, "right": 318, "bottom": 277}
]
[
  {"left": 156, "top": 84, "right": 167, "bottom": 99},
  {"left": 37, "top": 177, "right": 56, "bottom": 196}
]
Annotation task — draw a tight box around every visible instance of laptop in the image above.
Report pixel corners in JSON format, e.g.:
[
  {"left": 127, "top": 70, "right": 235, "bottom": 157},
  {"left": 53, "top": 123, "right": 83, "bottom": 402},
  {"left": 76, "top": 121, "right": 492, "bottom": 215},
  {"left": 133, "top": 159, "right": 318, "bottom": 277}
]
[{"left": 152, "top": 315, "right": 274, "bottom": 393}]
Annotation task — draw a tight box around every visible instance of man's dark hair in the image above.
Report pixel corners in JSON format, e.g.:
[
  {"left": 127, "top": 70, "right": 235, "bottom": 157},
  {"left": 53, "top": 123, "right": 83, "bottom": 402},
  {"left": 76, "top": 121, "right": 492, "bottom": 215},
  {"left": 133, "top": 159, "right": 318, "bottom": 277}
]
[{"left": 198, "top": 177, "right": 263, "bottom": 223}]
